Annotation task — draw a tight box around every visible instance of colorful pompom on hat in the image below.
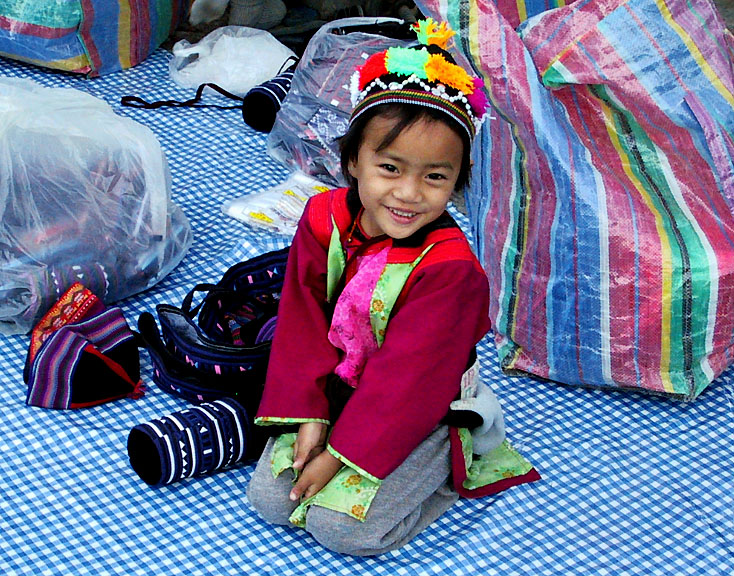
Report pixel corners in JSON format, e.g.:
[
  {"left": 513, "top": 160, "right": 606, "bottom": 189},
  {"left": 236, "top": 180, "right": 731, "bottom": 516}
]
[{"left": 349, "top": 19, "right": 489, "bottom": 139}]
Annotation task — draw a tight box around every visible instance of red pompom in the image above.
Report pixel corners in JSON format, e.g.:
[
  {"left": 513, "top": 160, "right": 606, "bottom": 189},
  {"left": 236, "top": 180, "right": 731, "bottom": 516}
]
[{"left": 358, "top": 51, "right": 388, "bottom": 90}]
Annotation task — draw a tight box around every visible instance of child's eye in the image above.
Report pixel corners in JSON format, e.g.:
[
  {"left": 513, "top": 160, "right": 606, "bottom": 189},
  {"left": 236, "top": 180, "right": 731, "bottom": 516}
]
[
  {"left": 380, "top": 164, "right": 398, "bottom": 173},
  {"left": 427, "top": 173, "right": 448, "bottom": 181}
]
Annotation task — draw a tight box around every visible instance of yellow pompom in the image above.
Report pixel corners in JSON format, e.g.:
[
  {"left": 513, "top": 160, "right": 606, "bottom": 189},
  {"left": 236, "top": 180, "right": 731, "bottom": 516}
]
[{"left": 413, "top": 18, "right": 455, "bottom": 49}]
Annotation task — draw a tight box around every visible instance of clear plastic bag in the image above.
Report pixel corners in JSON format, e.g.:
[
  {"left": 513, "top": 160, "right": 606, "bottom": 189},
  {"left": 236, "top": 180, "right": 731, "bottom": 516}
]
[
  {"left": 267, "top": 18, "right": 414, "bottom": 186},
  {"left": 169, "top": 26, "right": 297, "bottom": 96},
  {"left": 221, "top": 171, "right": 330, "bottom": 236},
  {"left": 0, "top": 78, "right": 192, "bottom": 334}
]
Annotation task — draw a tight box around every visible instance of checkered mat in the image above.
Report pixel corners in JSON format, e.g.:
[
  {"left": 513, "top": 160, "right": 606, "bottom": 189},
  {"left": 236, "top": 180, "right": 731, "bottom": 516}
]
[{"left": 1, "top": 51, "right": 733, "bottom": 576}]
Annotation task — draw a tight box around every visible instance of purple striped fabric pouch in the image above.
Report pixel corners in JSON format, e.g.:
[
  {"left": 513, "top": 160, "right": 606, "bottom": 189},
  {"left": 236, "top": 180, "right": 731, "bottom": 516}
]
[{"left": 24, "top": 283, "right": 143, "bottom": 409}]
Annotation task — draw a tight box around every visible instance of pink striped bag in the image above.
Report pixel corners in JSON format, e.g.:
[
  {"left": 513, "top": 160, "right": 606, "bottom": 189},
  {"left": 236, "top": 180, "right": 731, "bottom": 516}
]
[{"left": 416, "top": 0, "right": 734, "bottom": 399}]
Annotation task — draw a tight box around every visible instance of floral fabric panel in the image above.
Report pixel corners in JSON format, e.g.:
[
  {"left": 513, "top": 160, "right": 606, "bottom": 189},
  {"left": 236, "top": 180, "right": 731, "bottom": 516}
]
[
  {"left": 270, "top": 433, "right": 380, "bottom": 527},
  {"left": 457, "top": 428, "right": 535, "bottom": 490},
  {"left": 326, "top": 218, "right": 347, "bottom": 303},
  {"left": 255, "top": 416, "right": 330, "bottom": 425},
  {"left": 369, "top": 244, "right": 432, "bottom": 346}
]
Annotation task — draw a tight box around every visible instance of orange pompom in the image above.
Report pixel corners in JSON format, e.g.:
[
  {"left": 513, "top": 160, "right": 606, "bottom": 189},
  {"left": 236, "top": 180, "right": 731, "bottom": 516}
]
[
  {"left": 413, "top": 18, "right": 455, "bottom": 49},
  {"left": 425, "top": 54, "right": 476, "bottom": 94}
]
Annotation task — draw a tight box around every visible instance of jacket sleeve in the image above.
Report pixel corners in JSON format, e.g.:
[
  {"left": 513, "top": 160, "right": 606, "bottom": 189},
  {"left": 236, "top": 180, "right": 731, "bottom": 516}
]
[
  {"left": 326, "top": 257, "right": 491, "bottom": 481},
  {"left": 254, "top": 205, "right": 338, "bottom": 425}
]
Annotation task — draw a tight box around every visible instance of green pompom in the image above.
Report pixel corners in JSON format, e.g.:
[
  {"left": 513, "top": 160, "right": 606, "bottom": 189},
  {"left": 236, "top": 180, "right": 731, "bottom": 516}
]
[{"left": 385, "top": 47, "right": 429, "bottom": 79}]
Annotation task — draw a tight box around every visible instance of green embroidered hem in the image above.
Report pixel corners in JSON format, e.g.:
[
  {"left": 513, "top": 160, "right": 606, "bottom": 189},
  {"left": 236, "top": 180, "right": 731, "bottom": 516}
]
[
  {"left": 457, "top": 428, "right": 535, "bottom": 490},
  {"left": 255, "top": 417, "right": 330, "bottom": 426},
  {"left": 270, "top": 433, "right": 381, "bottom": 528},
  {"left": 326, "top": 444, "right": 382, "bottom": 484}
]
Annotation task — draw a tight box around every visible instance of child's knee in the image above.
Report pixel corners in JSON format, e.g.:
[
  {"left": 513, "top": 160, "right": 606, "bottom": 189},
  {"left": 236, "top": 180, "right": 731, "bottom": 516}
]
[
  {"left": 306, "top": 506, "right": 367, "bottom": 554},
  {"left": 246, "top": 469, "right": 297, "bottom": 526},
  {"left": 305, "top": 505, "right": 416, "bottom": 556}
]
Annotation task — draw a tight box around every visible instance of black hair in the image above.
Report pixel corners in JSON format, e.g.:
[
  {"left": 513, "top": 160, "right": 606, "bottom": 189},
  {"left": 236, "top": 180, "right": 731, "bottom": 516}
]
[{"left": 339, "top": 103, "right": 472, "bottom": 192}]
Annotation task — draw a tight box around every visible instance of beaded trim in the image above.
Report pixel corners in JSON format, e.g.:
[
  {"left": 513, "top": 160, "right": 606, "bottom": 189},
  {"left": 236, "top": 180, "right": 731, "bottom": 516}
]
[{"left": 351, "top": 75, "right": 479, "bottom": 138}]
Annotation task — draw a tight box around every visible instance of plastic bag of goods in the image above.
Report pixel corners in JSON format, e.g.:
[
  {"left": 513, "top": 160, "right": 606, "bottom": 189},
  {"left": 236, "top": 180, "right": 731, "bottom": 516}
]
[{"left": 0, "top": 78, "right": 193, "bottom": 334}]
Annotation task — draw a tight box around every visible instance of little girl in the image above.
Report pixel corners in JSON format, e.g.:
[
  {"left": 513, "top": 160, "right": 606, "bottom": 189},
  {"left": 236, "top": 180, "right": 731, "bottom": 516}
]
[{"left": 247, "top": 19, "right": 537, "bottom": 555}]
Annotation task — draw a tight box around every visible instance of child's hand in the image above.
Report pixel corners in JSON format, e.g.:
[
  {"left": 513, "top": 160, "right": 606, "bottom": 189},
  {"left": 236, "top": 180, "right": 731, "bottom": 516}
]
[
  {"left": 292, "top": 422, "right": 328, "bottom": 471},
  {"left": 289, "top": 450, "right": 343, "bottom": 501}
]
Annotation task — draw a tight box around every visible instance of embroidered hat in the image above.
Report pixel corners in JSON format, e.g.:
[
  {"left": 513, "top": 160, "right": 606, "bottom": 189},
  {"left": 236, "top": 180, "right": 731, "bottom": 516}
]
[
  {"left": 349, "top": 18, "right": 489, "bottom": 139},
  {"left": 24, "top": 283, "right": 143, "bottom": 409}
]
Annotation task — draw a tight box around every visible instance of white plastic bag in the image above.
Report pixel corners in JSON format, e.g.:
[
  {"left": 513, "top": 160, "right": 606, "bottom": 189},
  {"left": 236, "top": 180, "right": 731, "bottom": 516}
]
[
  {"left": 169, "top": 26, "right": 296, "bottom": 96},
  {"left": 0, "top": 78, "right": 192, "bottom": 334}
]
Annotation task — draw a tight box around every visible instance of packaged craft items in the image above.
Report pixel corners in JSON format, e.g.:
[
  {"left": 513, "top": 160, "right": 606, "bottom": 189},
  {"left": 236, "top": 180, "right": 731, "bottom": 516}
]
[
  {"left": 0, "top": 78, "right": 192, "bottom": 334},
  {"left": 169, "top": 26, "right": 296, "bottom": 97},
  {"left": 267, "top": 18, "right": 415, "bottom": 186},
  {"left": 222, "top": 171, "right": 330, "bottom": 235}
]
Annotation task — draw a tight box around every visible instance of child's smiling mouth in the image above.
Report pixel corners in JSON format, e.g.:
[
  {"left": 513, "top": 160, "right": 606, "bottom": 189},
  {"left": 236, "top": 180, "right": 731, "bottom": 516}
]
[{"left": 387, "top": 207, "right": 418, "bottom": 219}]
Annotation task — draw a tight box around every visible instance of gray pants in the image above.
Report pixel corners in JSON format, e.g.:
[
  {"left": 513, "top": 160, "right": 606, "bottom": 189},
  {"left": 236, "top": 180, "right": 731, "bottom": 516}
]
[{"left": 246, "top": 425, "right": 459, "bottom": 556}]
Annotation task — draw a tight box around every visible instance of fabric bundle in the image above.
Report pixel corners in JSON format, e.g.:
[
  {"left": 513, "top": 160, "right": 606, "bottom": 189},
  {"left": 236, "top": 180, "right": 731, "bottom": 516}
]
[
  {"left": 416, "top": 0, "right": 734, "bottom": 399},
  {"left": 127, "top": 397, "right": 252, "bottom": 486},
  {"left": 267, "top": 18, "right": 415, "bottom": 186}
]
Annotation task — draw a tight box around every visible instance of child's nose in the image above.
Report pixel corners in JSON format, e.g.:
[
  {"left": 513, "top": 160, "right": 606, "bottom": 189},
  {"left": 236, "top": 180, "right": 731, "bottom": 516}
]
[{"left": 393, "top": 176, "right": 422, "bottom": 202}]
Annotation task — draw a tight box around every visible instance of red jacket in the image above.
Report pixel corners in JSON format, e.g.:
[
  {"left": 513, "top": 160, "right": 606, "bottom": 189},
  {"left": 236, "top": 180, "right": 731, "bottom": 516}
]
[{"left": 255, "top": 188, "right": 491, "bottom": 480}]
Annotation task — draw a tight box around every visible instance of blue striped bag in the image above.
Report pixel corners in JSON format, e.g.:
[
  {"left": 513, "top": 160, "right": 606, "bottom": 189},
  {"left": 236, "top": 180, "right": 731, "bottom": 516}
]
[{"left": 0, "top": 0, "right": 186, "bottom": 76}]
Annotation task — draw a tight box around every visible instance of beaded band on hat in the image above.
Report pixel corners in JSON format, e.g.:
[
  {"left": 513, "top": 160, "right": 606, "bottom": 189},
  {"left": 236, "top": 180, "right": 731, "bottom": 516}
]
[
  {"left": 351, "top": 86, "right": 476, "bottom": 138},
  {"left": 349, "top": 19, "right": 489, "bottom": 139}
]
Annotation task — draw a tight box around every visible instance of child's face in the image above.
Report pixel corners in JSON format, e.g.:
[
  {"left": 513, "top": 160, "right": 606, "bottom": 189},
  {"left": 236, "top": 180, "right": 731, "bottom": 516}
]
[{"left": 348, "top": 114, "right": 463, "bottom": 240}]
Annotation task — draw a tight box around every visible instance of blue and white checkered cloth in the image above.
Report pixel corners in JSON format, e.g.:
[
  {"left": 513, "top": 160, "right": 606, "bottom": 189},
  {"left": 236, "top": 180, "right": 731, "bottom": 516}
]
[{"left": 1, "top": 50, "right": 733, "bottom": 576}]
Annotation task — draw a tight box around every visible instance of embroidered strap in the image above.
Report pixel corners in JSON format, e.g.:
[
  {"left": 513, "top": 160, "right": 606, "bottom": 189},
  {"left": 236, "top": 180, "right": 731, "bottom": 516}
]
[
  {"left": 120, "top": 83, "right": 243, "bottom": 110},
  {"left": 28, "top": 282, "right": 103, "bottom": 364}
]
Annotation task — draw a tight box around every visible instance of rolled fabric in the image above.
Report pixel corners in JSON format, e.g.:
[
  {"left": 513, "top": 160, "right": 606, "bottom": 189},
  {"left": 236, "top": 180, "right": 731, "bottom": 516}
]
[
  {"left": 127, "top": 397, "right": 250, "bottom": 486},
  {"left": 241, "top": 59, "right": 297, "bottom": 132}
]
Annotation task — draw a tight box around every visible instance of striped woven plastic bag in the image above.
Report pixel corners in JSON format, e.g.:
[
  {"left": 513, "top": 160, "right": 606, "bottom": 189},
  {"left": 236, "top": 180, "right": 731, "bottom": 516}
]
[
  {"left": 416, "top": 0, "right": 734, "bottom": 399},
  {"left": 0, "top": 0, "right": 186, "bottom": 76}
]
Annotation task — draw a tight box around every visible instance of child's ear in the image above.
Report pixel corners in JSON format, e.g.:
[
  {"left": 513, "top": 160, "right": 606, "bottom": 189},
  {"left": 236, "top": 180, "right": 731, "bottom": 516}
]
[{"left": 347, "top": 158, "right": 357, "bottom": 178}]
